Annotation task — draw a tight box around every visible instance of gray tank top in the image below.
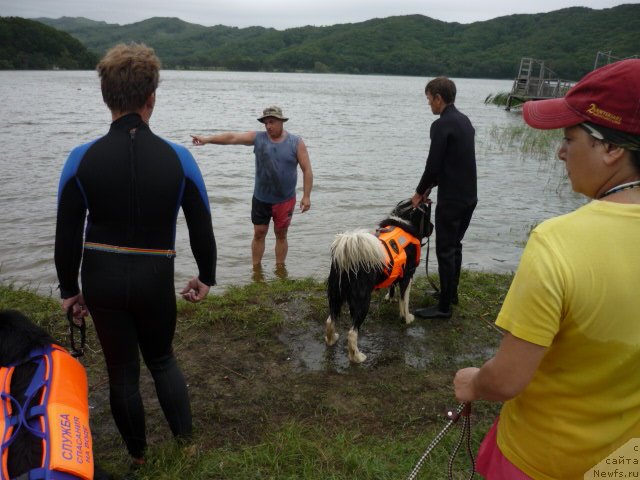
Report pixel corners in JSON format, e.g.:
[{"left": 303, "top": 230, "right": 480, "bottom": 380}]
[{"left": 253, "top": 131, "right": 300, "bottom": 203}]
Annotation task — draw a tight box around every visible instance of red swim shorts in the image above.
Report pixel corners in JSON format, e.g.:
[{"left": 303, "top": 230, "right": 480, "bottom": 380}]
[{"left": 251, "top": 196, "right": 296, "bottom": 230}]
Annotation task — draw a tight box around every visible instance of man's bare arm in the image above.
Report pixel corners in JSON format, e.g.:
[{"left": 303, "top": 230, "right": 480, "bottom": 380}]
[
  {"left": 191, "top": 131, "right": 256, "bottom": 146},
  {"left": 297, "top": 139, "right": 313, "bottom": 212}
]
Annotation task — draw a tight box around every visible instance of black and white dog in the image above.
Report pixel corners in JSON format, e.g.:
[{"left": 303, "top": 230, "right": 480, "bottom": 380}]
[{"left": 325, "top": 200, "right": 433, "bottom": 363}]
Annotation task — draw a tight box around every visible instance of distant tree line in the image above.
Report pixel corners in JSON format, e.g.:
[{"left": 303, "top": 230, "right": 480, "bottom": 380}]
[
  {"left": 0, "top": 17, "right": 97, "bottom": 69},
  {"left": 3, "top": 4, "right": 639, "bottom": 79}
]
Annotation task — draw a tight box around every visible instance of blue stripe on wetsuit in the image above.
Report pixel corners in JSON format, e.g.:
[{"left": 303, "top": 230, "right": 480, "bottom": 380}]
[
  {"left": 57, "top": 139, "right": 98, "bottom": 204},
  {"left": 162, "top": 139, "right": 211, "bottom": 214}
]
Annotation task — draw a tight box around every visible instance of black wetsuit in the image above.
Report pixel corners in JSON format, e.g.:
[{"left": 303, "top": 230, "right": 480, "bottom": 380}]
[
  {"left": 55, "top": 113, "right": 216, "bottom": 458},
  {"left": 416, "top": 104, "right": 477, "bottom": 310}
]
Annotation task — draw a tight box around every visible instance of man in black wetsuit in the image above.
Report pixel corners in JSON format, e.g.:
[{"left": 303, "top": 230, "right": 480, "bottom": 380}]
[
  {"left": 55, "top": 43, "right": 216, "bottom": 467},
  {"left": 411, "top": 77, "right": 477, "bottom": 319}
]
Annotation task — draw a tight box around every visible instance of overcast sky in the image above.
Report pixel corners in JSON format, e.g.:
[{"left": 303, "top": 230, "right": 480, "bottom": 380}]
[{"left": 0, "top": 0, "right": 631, "bottom": 29}]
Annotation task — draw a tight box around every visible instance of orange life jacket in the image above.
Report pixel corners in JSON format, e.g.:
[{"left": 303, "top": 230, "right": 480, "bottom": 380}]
[
  {"left": 1, "top": 344, "right": 94, "bottom": 480},
  {"left": 374, "top": 225, "right": 421, "bottom": 290}
]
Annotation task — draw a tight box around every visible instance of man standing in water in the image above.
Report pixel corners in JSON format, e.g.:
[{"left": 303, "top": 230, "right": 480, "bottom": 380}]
[
  {"left": 192, "top": 106, "right": 313, "bottom": 275},
  {"left": 411, "top": 77, "right": 477, "bottom": 319}
]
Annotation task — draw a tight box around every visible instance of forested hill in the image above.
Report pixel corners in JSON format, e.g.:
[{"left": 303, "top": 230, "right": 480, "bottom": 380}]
[
  {"left": 17, "top": 4, "right": 640, "bottom": 78},
  {"left": 0, "top": 17, "right": 98, "bottom": 69}
]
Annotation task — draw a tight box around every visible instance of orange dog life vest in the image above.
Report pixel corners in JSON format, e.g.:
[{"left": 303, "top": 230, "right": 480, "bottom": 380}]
[
  {"left": 374, "top": 225, "right": 422, "bottom": 290},
  {"left": 1, "top": 344, "right": 93, "bottom": 480}
]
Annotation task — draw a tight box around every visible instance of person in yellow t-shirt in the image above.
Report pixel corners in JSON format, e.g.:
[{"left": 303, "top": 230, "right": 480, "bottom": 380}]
[{"left": 454, "top": 58, "right": 640, "bottom": 480}]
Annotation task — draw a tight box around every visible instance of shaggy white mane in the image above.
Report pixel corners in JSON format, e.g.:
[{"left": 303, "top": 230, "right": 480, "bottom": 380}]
[{"left": 330, "top": 229, "right": 385, "bottom": 276}]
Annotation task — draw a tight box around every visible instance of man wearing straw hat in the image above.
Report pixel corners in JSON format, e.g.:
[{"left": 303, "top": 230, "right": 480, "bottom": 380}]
[{"left": 192, "top": 106, "right": 313, "bottom": 275}]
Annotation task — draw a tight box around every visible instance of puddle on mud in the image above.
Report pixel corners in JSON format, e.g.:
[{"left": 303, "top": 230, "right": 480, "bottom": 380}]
[
  {"left": 275, "top": 293, "right": 499, "bottom": 372},
  {"left": 277, "top": 316, "right": 495, "bottom": 372}
]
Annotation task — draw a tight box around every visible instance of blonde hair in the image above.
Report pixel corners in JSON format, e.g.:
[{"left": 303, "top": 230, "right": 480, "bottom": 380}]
[{"left": 97, "top": 43, "right": 160, "bottom": 112}]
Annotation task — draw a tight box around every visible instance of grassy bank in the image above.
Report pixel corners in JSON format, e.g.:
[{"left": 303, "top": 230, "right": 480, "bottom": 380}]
[{"left": 1, "top": 271, "right": 511, "bottom": 479}]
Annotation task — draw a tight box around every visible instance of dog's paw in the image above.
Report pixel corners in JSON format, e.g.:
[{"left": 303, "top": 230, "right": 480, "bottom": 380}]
[
  {"left": 404, "top": 313, "right": 415, "bottom": 324},
  {"left": 325, "top": 332, "right": 339, "bottom": 346},
  {"left": 384, "top": 291, "right": 392, "bottom": 302},
  {"left": 349, "top": 351, "right": 367, "bottom": 363}
]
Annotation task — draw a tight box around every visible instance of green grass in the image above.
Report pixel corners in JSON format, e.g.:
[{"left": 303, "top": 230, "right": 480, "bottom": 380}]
[
  {"left": 484, "top": 91, "right": 566, "bottom": 165},
  {"left": 0, "top": 274, "right": 508, "bottom": 480},
  {"left": 487, "top": 124, "right": 563, "bottom": 163},
  {"left": 122, "top": 422, "right": 486, "bottom": 479}
]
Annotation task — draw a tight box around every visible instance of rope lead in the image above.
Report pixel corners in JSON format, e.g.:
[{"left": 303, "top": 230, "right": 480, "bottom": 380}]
[
  {"left": 67, "top": 307, "right": 86, "bottom": 358},
  {"left": 406, "top": 402, "right": 475, "bottom": 480}
]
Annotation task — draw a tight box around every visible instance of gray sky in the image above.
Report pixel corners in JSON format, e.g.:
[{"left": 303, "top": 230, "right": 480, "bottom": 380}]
[{"left": 0, "top": 0, "right": 631, "bottom": 29}]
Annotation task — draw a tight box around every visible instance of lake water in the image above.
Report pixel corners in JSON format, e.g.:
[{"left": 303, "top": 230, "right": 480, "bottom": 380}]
[{"left": 0, "top": 70, "right": 585, "bottom": 295}]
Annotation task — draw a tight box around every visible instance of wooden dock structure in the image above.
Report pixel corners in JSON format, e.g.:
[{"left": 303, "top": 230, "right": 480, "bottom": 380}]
[
  {"left": 505, "top": 57, "right": 574, "bottom": 110},
  {"left": 593, "top": 50, "right": 639, "bottom": 70}
]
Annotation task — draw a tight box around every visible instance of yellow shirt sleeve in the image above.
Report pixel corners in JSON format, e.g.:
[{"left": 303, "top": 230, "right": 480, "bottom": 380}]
[{"left": 495, "top": 229, "right": 565, "bottom": 347}]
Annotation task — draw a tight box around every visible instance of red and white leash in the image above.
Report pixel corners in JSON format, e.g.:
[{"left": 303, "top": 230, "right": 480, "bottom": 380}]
[{"left": 406, "top": 402, "right": 475, "bottom": 480}]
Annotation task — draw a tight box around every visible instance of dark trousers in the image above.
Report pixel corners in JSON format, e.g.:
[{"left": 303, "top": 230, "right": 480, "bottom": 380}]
[
  {"left": 433, "top": 200, "right": 476, "bottom": 310},
  {"left": 81, "top": 251, "right": 192, "bottom": 458}
]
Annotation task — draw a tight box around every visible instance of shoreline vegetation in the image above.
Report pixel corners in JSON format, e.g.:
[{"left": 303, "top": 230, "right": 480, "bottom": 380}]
[
  {"left": 2, "top": 4, "right": 639, "bottom": 78},
  {"left": 1, "top": 272, "right": 510, "bottom": 479},
  {"left": 489, "top": 122, "right": 564, "bottom": 164},
  {"left": 484, "top": 92, "right": 516, "bottom": 108},
  {"left": 483, "top": 92, "right": 564, "bottom": 165}
]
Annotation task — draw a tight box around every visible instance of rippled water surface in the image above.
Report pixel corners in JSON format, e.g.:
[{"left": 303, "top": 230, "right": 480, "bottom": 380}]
[{"left": 0, "top": 71, "right": 585, "bottom": 294}]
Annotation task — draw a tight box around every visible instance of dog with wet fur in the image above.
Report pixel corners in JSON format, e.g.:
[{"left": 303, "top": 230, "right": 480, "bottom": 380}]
[{"left": 325, "top": 200, "right": 433, "bottom": 363}]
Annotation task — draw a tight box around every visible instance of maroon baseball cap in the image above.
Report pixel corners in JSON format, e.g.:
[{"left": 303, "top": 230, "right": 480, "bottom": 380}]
[{"left": 523, "top": 59, "right": 640, "bottom": 135}]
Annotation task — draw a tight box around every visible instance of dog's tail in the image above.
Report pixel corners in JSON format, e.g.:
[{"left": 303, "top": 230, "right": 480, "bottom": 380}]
[{"left": 330, "top": 230, "right": 385, "bottom": 276}]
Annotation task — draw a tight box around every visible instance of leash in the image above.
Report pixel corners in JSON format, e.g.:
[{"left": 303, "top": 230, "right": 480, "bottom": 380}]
[
  {"left": 415, "top": 199, "right": 439, "bottom": 294},
  {"left": 406, "top": 402, "right": 475, "bottom": 480},
  {"left": 424, "top": 231, "right": 440, "bottom": 294},
  {"left": 66, "top": 307, "right": 86, "bottom": 358}
]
